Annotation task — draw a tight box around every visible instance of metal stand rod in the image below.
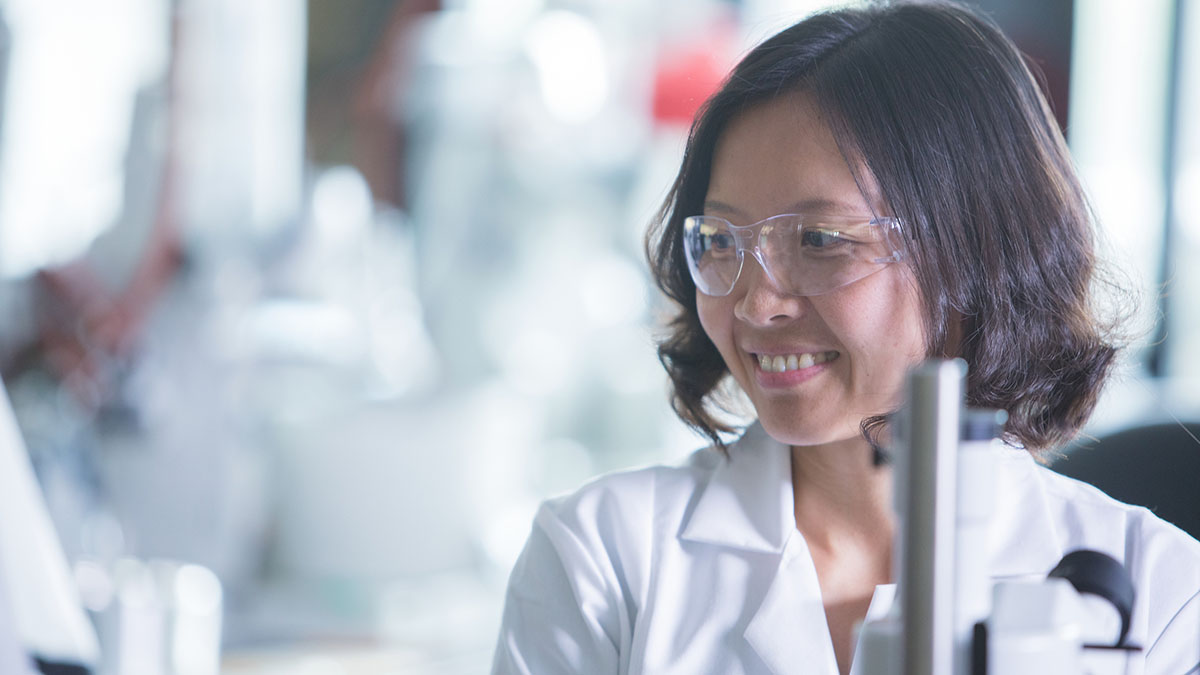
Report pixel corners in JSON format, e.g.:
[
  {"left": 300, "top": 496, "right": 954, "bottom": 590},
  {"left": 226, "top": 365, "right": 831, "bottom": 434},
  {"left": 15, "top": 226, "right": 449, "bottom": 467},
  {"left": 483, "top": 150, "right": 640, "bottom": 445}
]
[{"left": 900, "top": 359, "right": 965, "bottom": 675}]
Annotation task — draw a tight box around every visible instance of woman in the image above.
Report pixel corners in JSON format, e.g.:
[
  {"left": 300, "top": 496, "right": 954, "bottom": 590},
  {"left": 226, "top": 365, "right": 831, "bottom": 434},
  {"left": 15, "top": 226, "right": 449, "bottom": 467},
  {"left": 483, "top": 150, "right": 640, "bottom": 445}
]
[{"left": 492, "top": 2, "right": 1200, "bottom": 673}]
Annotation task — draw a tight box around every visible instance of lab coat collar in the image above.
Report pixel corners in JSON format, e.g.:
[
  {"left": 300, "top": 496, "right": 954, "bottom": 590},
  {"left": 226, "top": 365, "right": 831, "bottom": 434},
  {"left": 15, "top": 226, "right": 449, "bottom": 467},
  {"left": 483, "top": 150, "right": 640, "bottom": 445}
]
[
  {"left": 678, "top": 425, "right": 1066, "bottom": 575},
  {"left": 746, "top": 532, "right": 841, "bottom": 674},
  {"left": 680, "top": 426, "right": 1068, "bottom": 674},
  {"left": 678, "top": 423, "right": 794, "bottom": 553}
]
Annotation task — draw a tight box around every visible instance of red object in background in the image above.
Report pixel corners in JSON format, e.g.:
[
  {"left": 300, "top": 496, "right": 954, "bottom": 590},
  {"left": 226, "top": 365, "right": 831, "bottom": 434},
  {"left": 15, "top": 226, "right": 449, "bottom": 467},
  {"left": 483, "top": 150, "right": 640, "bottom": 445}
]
[{"left": 651, "top": 24, "right": 736, "bottom": 127}]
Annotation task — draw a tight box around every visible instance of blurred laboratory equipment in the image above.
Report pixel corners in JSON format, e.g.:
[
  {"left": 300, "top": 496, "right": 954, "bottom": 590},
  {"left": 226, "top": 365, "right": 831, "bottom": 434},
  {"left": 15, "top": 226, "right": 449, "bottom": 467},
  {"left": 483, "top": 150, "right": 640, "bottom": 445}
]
[
  {"left": 0, "top": 0, "right": 296, "bottom": 653},
  {"left": 78, "top": 557, "right": 223, "bottom": 675}
]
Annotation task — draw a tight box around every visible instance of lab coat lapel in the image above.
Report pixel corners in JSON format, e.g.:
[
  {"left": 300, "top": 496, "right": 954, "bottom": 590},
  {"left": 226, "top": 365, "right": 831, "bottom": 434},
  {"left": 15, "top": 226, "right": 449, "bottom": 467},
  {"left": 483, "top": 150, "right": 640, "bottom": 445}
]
[
  {"left": 677, "top": 424, "right": 839, "bottom": 673},
  {"left": 745, "top": 533, "right": 841, "bottom": 674},
  {"left": 679, "top": 423, "right": 793, "bottom": 553}
]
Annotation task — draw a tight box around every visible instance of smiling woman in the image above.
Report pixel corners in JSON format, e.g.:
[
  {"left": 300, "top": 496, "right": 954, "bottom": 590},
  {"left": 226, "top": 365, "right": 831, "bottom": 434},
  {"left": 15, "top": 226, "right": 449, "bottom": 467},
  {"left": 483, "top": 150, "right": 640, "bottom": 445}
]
[{"left": 490, "top": 2, "right": 1200, "bottom": 674}]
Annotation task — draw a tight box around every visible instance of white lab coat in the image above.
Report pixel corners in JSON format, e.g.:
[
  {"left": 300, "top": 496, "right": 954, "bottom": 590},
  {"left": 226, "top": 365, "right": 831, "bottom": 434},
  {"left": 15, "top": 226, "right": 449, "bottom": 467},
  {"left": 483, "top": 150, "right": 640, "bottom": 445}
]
[{"left": 492, "top": 423, "right": 1200, "bottom": 674}]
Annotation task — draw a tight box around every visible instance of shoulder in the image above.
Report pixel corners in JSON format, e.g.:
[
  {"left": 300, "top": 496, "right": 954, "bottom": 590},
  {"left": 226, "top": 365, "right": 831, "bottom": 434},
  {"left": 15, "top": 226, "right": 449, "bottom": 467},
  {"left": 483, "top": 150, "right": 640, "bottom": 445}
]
[
  {"left": 535, "top": 446, "right": 723, "bottom": 552},
  {"left": 494, "top": 446, "right": 725, "bottom": 666},
  {"left": 1032, "top": 457, "right": 1200, "bottom": 565}
]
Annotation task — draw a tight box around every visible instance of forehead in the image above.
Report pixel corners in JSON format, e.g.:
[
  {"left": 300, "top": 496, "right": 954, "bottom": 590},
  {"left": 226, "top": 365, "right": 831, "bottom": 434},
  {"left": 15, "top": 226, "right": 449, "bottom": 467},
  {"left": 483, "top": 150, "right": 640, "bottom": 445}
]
[{"left": 705, "top": 92, "right": 882, "bottom": 220}]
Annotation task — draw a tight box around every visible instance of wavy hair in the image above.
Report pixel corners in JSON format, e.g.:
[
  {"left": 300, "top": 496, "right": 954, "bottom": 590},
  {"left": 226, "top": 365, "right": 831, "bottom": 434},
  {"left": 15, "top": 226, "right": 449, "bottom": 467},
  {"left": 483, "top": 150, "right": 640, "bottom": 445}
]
[{"left": 646, "top": 0, "right": 1129, "bottom": 455}]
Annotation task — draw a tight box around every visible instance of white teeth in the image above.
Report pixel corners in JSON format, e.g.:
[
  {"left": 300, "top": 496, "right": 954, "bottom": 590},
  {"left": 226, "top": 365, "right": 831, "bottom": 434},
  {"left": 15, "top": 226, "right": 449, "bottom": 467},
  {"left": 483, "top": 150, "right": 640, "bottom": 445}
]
[{"left": 756, "top": 351, "right": 837, "bottom": 373}]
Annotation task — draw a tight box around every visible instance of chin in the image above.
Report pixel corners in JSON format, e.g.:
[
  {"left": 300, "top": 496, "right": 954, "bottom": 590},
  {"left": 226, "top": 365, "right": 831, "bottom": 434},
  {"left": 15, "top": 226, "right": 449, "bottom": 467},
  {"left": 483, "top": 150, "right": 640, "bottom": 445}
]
[{"left": 757, "top": 415, "right": 862, "bottom": 449}]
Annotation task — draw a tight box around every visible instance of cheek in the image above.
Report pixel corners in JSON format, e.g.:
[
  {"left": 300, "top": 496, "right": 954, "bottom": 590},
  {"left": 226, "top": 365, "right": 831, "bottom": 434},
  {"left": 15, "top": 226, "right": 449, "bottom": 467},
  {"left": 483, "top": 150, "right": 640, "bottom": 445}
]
[
  {"left": 878, "top": 284, "right": 928, "bottom": 391},
  {"left": 868, "top": 269, "right": 924, "bottom": 345},
  {"left": 696, "top": 294, "right": 738, "bottom": 366},
  {"left": 890, "top": 277, "right": 928, "bottom": 359},
  {"left": 833, "top": 273, "right": 927, "bottom": 384}
]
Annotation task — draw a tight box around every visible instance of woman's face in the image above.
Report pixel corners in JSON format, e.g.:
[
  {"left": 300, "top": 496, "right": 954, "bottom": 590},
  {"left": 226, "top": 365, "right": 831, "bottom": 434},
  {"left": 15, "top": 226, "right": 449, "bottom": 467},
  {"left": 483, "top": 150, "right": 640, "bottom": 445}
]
[{"left": 697, "top": 93, "right": 926, "bottom": 447}]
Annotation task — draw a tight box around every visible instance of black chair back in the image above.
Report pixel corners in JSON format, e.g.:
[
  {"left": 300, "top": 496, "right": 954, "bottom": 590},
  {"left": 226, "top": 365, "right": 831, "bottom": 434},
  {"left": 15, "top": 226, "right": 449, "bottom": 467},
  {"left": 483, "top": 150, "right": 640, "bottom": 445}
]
[{"left": 1051, "top": 422, "right": 1200, "bottom": 542}]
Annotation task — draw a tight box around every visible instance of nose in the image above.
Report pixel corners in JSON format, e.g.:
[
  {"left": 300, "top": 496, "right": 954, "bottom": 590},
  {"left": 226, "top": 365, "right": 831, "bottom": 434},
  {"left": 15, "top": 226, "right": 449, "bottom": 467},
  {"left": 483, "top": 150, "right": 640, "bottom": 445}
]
[{"left": 732, "top": 254, "right": 806, "bottom": 326}]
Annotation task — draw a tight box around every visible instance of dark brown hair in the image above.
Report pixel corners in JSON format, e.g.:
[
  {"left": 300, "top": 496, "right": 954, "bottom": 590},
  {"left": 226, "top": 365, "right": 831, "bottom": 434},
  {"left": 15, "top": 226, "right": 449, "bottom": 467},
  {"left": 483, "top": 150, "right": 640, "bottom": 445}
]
[{"left": 646, "top": 0, "right": 1127, "bottom": 455}]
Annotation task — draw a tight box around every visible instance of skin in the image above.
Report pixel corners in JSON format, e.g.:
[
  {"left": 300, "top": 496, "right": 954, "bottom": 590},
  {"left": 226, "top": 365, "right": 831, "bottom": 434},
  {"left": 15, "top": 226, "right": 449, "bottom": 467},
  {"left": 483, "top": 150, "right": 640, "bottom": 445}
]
[{"left": 697, "top": 91, "right": 927, "bottom": 674}]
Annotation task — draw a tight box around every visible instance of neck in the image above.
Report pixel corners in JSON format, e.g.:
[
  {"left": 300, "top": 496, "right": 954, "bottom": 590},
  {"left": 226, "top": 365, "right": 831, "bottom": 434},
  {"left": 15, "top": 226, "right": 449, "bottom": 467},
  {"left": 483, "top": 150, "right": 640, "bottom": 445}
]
[{"left": 790, "top": 438, "right": 895, "bottom": 552}]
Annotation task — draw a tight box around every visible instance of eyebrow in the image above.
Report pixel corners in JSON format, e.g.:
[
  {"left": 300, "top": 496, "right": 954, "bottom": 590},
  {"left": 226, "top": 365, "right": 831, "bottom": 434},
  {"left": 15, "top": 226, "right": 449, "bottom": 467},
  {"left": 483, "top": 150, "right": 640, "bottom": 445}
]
[{"left": 703, "top": 198, "right": 867, "bottom": 217}]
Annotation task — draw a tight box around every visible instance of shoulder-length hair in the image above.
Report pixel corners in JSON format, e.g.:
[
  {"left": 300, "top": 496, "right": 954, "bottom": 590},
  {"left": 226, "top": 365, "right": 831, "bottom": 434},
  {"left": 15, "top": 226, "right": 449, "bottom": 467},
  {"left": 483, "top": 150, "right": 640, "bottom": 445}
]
[{"left": 646, "top": 0, "right": 1127, "bottom": 455}]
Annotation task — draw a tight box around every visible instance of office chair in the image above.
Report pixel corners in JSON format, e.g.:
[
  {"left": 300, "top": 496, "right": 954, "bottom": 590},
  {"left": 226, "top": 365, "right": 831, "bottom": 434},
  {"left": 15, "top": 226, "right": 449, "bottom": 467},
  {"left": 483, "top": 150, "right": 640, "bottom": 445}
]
[{"left": 1051, "top": 421, "right": 1200, "bottom": 542}]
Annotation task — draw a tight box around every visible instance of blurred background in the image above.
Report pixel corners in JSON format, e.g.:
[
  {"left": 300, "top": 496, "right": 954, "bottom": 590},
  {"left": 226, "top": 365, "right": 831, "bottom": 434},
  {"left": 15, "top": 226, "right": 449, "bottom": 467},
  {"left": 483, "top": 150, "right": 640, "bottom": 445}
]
[{"left": 0, "top": 0, "right": 1196, "bottom": 672}]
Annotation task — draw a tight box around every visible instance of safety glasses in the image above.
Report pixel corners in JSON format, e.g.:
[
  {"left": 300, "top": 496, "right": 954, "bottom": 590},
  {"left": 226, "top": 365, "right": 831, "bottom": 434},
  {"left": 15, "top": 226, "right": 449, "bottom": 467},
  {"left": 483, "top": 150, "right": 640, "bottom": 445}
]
[{"left": 682, "top": 213, "right": 906, "bottom": 297}]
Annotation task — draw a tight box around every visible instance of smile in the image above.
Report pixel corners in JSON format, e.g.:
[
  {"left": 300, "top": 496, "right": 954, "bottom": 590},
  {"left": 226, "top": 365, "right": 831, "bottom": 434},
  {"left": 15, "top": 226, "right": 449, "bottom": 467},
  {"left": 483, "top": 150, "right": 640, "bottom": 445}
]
[{"left": 755, "top": 351, "right": 839, "bottom": 373}]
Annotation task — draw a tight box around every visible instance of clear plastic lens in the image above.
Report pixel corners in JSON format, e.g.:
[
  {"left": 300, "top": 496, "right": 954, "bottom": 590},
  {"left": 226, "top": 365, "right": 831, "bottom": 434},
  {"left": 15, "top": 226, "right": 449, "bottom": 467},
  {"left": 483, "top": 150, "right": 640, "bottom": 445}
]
[{"left": 682, "top": 213, "right": 904, "bottom": 297}]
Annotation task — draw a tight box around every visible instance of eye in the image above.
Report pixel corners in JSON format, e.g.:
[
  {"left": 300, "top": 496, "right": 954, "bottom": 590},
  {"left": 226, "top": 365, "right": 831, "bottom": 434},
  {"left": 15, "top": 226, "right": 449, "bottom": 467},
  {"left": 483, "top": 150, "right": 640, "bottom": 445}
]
[
  {"left": 708, "top": 232, "right": 736, "bottom": 251},
  {"left": 800, "top": 228, "right": 846, "bottom": 249}
]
